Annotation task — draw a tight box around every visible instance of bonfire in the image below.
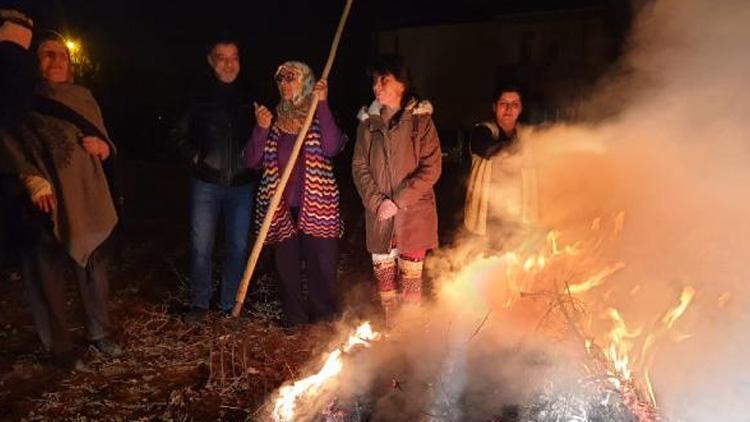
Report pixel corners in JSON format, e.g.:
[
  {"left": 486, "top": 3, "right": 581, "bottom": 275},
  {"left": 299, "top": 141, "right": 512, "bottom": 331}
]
[{"left": 263, "top": 213, "right": 697, "bottom": 421}]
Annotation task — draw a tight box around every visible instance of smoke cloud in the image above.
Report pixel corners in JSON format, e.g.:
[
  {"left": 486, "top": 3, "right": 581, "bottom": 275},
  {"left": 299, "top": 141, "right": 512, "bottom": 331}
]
[
  {"left": 273, "top": 0, "right": 750, "bottom": 420},
  {"left": 442, "top": 0, "right": 750, "bottom": 419},
  {"left": 586, "top": 0, "right": 750, "bottom": 419},
  {"left": 424, "top": 0, "right": 750, "bottom": 419}
]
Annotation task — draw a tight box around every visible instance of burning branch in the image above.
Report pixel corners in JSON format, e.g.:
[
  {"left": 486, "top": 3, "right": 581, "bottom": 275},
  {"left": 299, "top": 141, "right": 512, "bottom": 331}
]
[
  {"left": 508, "top": 215, "right": 691, "bottom": 421},
  {"left": 271, "top": 322, "right": 380, "bottom": 422}
]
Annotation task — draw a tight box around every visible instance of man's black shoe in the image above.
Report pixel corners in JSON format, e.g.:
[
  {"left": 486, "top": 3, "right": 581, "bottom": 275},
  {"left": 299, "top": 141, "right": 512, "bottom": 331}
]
[{"left": 183, "top": 307, "right": 208, "bottom": 325}]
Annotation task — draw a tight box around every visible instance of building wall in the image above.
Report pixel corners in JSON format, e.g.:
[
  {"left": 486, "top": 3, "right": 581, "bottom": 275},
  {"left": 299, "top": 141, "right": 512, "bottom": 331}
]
[{"left": 377, "top": 8, "right": 619, "bottom": 130}]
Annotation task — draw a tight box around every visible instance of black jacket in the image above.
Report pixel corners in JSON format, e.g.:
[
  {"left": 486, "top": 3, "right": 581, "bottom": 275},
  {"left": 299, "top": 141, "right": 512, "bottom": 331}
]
[
  {"left": 469, "top": 121, "right": 519, "bottom": 159},
  {"left": 1, "top": 41, "right": 35, "bottom": 265},
  {"left": 0, "top": 41, "right": 35, "bottom": 131},
  {"left": 170, "top": 78, "right": 257, "bottom": 186}
]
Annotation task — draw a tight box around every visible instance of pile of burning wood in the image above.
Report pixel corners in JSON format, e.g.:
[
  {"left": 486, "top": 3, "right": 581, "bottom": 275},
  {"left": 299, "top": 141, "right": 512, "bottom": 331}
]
[
  {"left": 262, "top": 215, "right": 694, "bottom": 421},
  {"left": 260, "top": 320, "right": 660, "bottom": 421}
]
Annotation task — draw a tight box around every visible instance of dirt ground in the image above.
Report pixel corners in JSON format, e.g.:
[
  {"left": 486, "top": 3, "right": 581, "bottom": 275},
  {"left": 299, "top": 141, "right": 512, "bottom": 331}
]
[{"left": 0, "top": 159, "right": 467, "bottom": 421}]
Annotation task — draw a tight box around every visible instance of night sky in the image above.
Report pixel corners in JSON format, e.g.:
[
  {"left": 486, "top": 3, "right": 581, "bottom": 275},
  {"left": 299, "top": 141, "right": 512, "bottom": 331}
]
[{"left": 26, "top": 0, "right": 631, "bottom": 156}]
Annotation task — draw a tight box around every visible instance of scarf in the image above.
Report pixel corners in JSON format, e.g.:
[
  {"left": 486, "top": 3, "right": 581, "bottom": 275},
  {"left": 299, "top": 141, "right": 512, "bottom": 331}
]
[
  {"left": 464, "top": 122, "right": 536, "bottom": 235},
  {"left": 274, "top": 61, "right": 315, "bottom": 134},
  {"left": 0, "top": 82, "right": 117, "bottom": 266},
  {"left": 254, "top": 119, "right": 342, "bottom": 244}
]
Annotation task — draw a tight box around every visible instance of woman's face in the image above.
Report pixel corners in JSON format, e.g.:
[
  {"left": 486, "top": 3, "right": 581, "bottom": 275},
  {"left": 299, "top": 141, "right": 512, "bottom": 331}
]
[
  {"left": 38, "top": 40, "right": 70, "bottom": 83},
  {"left": 494, "top": 91, "right": 523, "bottom": 132},
  {"left": 372, "top": 73, "right": 405, "bottom": 109},
  {"left": 276, "top": 68, "right": 302, "bottom": 102}
]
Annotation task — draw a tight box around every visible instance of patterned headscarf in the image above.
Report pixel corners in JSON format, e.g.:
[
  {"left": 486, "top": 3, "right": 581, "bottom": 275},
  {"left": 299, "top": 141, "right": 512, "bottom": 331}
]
[{"left": 274, "top": 61, "right": 315, "bottom": 134}]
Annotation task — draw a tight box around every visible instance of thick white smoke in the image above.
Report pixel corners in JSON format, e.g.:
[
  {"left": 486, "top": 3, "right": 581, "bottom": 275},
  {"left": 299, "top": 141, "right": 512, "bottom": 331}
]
[
  {"left": 274, "top": 0, "right": 750, "bottom": 420},
  {"left": 595, "top": 0, "right": 750, "bottom": 419},
  {"left": 481, "top": 0, "right": 750, "bottom": 419},
  {"left": 426, "top": 0, "right": 750, "bottom": 419}
]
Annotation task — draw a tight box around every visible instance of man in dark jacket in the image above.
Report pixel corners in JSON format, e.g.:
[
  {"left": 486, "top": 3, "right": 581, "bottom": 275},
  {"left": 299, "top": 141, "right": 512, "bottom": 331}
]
[{"left": 170, "top": 37, "right": 258, "bottom": 322}]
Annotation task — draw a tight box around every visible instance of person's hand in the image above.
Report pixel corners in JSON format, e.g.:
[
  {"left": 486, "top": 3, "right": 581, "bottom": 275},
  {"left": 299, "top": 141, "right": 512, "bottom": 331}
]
[
  {"left": 32, "top": 193, "right": 56, "bottom": 214},
  {"left": 313, "top": 79, "right": 328, "bottom": 101},
  {"left": 377, "top": 199, "right": 398, "bottom": 221},
  {"left": 82, "top": 136, "right": 110, "bottom": 160},
  {"left": 254, "top": 102, "right": 273, "bottom": 129}
]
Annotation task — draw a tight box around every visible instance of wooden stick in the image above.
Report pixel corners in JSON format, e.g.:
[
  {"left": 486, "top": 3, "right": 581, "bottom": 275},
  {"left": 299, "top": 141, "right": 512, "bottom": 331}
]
[{"left": 232, "top": 0, "right": 355, "bottom": 317}]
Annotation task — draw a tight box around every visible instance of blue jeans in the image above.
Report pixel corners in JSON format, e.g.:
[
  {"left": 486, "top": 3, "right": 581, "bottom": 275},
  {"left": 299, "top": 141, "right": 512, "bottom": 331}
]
[{"left": 190, "top": 178, "right": 255, "bottom": 312}]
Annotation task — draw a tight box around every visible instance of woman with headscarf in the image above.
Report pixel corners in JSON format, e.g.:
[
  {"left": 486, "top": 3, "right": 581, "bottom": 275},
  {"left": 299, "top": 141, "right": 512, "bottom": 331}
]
[
  {"left": 352, "top": 54, "right": 442, "bottom": 327},
  {"left": 0, "top": 32, "right": 121, "bottom": 368},
  {"left": 243, "top": 61, "right": 346, "bottom": 329}
]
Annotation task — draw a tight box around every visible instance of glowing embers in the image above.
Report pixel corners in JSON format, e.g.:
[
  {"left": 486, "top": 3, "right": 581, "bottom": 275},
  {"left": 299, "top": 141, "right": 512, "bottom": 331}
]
[{"left": 271, "top": 322, "right": 380, "bottom": 422}]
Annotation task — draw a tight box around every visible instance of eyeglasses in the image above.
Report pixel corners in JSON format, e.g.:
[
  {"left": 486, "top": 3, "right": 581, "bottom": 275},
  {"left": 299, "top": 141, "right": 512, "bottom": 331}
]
[{"left": 274, "top": 72, "right": 297, "bottom": 83}]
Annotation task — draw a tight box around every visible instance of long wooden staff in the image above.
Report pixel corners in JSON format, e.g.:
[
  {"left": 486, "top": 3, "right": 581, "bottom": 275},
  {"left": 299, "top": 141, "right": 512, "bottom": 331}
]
[{"left": 232, "top": 0, "right": 355, "bottom": 317}]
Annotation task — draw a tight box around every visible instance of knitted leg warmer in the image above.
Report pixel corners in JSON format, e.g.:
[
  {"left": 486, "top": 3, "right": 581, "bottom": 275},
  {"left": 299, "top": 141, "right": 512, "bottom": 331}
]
[
  {"left": 373, "top": 251, "right": 399, "bottom": 327},
  {"left": 398, "top": 257, "right": 424, "bottom": 304}
]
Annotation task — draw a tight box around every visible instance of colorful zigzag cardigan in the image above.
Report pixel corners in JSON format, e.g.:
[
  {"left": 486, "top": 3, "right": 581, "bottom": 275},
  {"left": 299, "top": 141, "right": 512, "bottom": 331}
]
[{"left": 254, "top": 119, "right": 343, "bottom": 244}]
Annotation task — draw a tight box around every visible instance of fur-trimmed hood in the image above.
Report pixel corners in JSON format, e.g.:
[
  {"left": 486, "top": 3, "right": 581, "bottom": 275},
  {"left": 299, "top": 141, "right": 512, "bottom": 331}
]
[{"left": 357, "top": 99, "right": 434, "bottom": 122}]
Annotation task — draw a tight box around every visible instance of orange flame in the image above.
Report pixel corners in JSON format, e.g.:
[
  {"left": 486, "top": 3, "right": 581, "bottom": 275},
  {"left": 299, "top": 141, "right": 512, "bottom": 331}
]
[
  {"left": 567, "top": 262, "right": 625, "bottom": 294},
  {"left": 639, "top": 286, "right": 696, "bottom": 406},
  {"left": 603, "top": 308, "right": 642, "bottom": 382},
  {"left": 662, "top": 287, "right": 696, "bottom": 329},
  {"left": 272, "top": 322, "right": 380, "bottom": 422},
  {"left": 501, "top": 213, "right": 700, "bottom": 412}
]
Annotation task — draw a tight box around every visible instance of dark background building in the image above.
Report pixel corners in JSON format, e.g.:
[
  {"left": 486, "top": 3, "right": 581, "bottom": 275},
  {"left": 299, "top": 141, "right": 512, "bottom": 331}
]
[
  {"left": 26, "top": 0, "right": 631, "bottom": 160},
  {"left": 377, "top": 7, "right": 622, "bottom": 128}
]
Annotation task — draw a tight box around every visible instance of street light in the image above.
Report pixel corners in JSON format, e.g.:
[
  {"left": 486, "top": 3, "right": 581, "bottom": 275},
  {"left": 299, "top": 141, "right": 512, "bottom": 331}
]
[
  {"left": 61, "top": 36, "right": 95, "bottom": 78},
  {"left": 63, "top": 37, "right": 85, "bottom": 67},
  {"left": 65, "top": 39, "right": 78, "bottom": 53}
]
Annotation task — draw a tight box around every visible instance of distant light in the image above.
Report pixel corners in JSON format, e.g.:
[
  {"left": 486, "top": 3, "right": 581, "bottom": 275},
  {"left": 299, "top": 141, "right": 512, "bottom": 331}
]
[{"left": 65, "top": 40, "right": 79, "bottom": 52}]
